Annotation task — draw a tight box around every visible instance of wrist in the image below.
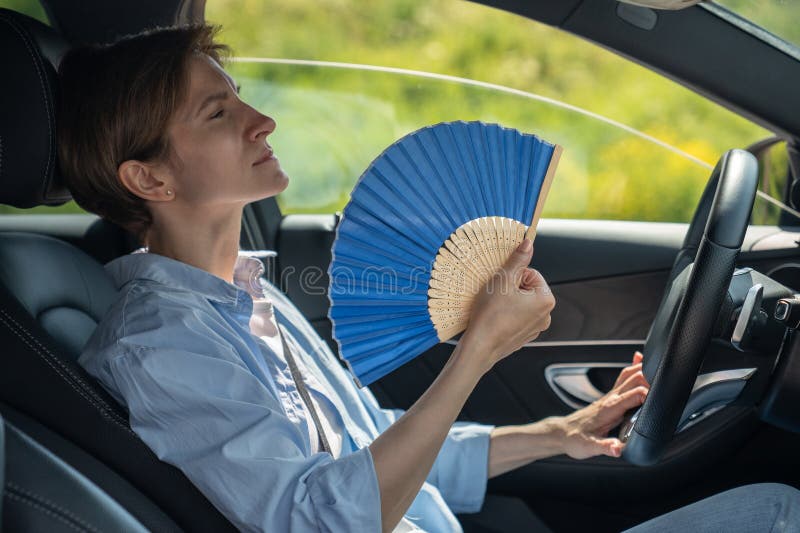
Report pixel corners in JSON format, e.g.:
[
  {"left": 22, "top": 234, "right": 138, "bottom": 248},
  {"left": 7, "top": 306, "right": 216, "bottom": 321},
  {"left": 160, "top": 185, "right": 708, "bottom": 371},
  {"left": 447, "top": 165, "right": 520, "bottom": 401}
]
[
  {"left": 454, "top": 331, "right": 497, "bottom": 375},
  {"left": 528, "top": 416, "right": 567, "bottom": 457},
  {"left": 488, "top": 418, "right": 566, "bottom": 477}
]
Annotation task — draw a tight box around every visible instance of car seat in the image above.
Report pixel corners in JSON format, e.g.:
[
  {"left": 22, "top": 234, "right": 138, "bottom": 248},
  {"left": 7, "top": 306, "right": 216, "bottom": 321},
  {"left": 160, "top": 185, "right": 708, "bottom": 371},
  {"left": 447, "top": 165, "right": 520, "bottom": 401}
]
[{"left": 1, "top": 410, "right": 151, "bottom": 532}]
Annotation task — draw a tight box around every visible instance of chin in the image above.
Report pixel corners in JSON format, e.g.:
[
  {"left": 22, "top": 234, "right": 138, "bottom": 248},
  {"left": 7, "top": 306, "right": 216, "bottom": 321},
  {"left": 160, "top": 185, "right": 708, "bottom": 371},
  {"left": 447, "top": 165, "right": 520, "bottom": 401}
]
[
  {"left": 274, "top": 170, "right": 290, "bottom": 192},
  {"left": 263, "top": 171, "right": 289, "bottom": 198}
]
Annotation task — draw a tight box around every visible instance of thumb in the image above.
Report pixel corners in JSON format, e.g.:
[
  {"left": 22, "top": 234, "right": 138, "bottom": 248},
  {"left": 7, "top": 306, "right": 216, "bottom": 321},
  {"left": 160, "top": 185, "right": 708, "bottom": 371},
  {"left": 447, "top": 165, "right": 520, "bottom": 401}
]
[
  {"left": 503, "top": 238, "right": 533, "bottom": 273},
  {"left": 591, "top": 436, "right": 624, "bottom": 458}
]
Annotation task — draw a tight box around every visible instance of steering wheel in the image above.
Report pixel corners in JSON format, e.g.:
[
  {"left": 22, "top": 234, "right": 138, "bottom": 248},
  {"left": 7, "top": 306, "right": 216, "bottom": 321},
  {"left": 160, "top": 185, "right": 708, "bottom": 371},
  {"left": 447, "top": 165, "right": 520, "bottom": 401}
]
[{"left": 622, "top": 149, "right": 758, "bottom": 466}]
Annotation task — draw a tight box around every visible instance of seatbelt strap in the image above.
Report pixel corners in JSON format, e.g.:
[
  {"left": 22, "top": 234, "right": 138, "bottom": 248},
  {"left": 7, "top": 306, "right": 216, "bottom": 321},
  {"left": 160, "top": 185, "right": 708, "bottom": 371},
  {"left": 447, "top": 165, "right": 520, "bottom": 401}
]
[{"left": 277, "top": 325, "right": 332, "bottom": 455}]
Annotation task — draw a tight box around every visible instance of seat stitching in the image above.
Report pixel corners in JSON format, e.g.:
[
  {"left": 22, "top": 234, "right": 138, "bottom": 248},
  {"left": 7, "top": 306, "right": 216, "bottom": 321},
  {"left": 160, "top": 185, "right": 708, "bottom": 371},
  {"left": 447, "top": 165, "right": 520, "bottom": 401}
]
[
  {"left": 0, "top": 308, "right": 132, "bottom": 433},
  {"left": 0, "top": 311, "right": 129, "bottom": 431},
  {"left": 6, "top": 482, "right": 103, "bottom": 533},
  {"left": 0, "top": 308, "right": 130, "bottom": 430},
  {"left": 0, "top": 306, "right": 109, "bottom": 401},
  {"left": 4, "top": 492, "right": 90, "bottom": 533},
  {"left": 0, "top": 14, "right": 54, "bottom": 196}
]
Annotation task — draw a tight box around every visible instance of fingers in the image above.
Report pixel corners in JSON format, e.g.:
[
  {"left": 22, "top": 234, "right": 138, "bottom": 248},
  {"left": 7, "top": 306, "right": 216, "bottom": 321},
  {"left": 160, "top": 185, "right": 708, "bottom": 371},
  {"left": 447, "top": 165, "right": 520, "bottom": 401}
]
[
  {"left": 520, "top": 268, "right": 551, "bottom": 296},
  {"left": 520, "top": 268, "right": 537, "bottom": 289},
  {"left": 520, "top": 268, "right": 550, "bottom": 290},
  {"left": 591, "top": 436, "right": 624, "bottom": 458},
  {"left": 612, "top": 352, "right": 644, "bottom": 388},
  {"left": 617, "top": 385, "right": 649, "bottom": 411},
  {"left": 618, "top": 366, "right": 649, "bottom": 392},
  {"left": 612, "top": 362, "right": 643, "bottom": 389}
]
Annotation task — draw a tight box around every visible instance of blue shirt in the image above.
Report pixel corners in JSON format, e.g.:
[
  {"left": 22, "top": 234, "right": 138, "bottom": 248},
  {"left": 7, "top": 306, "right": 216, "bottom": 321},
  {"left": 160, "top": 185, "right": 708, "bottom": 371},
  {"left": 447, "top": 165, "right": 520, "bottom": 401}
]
[{"left": 79, "top": 251, "right": 493, "bottom": 532}]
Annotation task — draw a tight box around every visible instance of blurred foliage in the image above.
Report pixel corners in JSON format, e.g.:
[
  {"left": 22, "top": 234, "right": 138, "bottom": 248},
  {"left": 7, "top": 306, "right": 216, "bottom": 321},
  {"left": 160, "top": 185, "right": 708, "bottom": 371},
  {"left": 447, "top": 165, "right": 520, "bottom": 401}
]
[
  {"left": 0, "top": 0, "right": 46, "bottom": 22},
  {"left": 2, "top": 0, "right": 794, "bottom": 223}
]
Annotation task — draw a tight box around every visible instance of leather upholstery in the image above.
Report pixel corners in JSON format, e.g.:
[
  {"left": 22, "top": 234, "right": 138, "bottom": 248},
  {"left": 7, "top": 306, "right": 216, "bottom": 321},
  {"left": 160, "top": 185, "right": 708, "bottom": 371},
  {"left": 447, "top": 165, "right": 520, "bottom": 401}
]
[
  {"left": 2, "top": 413, "right": 150, "bottom": 533},
  {"left": 0, "top": 9, "right": 71, "bottom": 207},
  {"left": 0, "top": 232, "right": 117, "bottom": 358}
]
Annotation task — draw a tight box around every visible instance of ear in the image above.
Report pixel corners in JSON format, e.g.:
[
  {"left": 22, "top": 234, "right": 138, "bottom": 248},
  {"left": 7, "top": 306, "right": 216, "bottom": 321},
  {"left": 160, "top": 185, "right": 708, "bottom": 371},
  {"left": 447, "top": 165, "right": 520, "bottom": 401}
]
[{"left": 118, "top": 160, "right": 174, "bottom": 202}]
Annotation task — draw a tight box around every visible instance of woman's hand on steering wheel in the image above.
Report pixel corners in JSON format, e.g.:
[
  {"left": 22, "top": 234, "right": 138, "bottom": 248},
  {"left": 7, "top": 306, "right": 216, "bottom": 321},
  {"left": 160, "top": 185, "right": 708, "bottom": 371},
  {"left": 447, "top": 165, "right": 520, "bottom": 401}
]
[{"left": 554, "top": 352, "right": 650, "bottom": 459}]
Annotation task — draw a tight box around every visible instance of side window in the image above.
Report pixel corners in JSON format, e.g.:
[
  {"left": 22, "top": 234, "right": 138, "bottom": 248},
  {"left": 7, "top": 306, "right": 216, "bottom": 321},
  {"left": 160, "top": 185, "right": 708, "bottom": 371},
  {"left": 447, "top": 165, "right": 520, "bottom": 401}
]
[
  {"left": 751, "top": 140, "right": 798, "bottom": 226},
  {"left": 0, "top": 202, "right": 87, "bottom": 216},
  {"left": 232, "top": 61, "right": 715, "bottom": 222},
  {"left": 0, "top": 0, "right": 49, "bottom": 24},
  {"left": 209, "top": 0, "right": 772, "bottom": 223}
]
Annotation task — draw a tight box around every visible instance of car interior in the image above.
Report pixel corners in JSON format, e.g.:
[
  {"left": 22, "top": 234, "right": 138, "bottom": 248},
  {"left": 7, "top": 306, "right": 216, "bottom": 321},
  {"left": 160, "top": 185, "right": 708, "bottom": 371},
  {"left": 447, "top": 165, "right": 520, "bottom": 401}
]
[{"left": 1, "top": 0, "right": 800, "bottom": 532}]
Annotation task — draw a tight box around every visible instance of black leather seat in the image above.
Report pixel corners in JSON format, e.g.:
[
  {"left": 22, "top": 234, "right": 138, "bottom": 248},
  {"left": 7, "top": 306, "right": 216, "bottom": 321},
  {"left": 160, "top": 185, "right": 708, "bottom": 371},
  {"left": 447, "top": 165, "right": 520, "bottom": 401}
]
[
  {"left": 0, "top": 9, "right": 236, "bottom": 532},
  {"left": 1, "top": 411, "right": 150, "bottom": 532},
  {"left": 0, "top": 232, "right": 119, "bottom": 357}
]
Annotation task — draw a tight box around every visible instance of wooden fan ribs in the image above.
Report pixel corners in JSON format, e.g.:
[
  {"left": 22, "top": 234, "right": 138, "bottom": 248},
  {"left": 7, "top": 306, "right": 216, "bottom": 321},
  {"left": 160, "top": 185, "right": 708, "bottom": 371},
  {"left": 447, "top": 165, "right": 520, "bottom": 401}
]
[{"left": 428, "top": 216, "right": 528, "bottom": 341}]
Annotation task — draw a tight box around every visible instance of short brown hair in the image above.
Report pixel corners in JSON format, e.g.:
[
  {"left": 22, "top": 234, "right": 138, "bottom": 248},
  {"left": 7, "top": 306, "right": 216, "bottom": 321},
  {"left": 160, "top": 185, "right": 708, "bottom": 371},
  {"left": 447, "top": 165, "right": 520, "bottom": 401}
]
[{"left": 58, "top": 24, "right": 229, "bottom": 242}]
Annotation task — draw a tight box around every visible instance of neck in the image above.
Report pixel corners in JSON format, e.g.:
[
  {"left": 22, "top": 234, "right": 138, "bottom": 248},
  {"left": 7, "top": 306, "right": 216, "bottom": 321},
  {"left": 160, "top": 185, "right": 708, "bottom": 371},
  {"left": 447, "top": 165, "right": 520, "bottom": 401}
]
[{"left": 146, "top": 204, "right": 243, "bottom": 283}]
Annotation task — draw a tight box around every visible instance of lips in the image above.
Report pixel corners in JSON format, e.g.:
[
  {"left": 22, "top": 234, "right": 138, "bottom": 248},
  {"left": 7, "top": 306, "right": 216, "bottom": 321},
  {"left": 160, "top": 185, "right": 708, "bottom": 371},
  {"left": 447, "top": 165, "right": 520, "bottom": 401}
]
[{"left": 253, "top": 147, "right": 275, "bottom": 166}]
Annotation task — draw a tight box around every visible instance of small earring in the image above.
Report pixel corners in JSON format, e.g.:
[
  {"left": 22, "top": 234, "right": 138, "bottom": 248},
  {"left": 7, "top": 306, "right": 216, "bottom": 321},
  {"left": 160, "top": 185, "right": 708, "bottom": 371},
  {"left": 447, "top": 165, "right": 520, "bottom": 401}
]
[{"left": 166, "top": 189, "right": 173, "bottom": 196}]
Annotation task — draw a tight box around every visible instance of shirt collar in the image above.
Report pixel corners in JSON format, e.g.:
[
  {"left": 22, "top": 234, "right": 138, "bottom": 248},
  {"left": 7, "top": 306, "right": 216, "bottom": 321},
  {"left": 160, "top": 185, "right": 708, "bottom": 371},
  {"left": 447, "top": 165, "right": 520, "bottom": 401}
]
[{"left": 105, "top": 249, "right": 273, "bottom": 304}]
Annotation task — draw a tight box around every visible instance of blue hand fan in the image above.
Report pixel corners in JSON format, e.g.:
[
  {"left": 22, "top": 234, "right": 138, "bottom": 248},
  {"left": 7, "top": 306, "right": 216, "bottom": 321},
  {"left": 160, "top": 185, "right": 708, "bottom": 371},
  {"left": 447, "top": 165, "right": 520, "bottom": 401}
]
[{"left": 328, "top": 121, "right": 562, "bottom": 386}]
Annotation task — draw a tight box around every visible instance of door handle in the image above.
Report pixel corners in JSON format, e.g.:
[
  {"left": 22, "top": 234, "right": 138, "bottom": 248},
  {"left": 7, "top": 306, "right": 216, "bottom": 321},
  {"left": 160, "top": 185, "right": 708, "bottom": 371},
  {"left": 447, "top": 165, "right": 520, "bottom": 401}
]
[{"left": 544, "top": 363, "right": 627, "bottom": 409}]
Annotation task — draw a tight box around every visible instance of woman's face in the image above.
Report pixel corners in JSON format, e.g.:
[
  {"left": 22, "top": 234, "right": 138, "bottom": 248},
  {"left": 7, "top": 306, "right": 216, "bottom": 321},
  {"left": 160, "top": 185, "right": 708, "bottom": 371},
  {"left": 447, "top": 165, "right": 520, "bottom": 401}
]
[{"left": 161, "top": 54, "right": 288, "bottom": 209}]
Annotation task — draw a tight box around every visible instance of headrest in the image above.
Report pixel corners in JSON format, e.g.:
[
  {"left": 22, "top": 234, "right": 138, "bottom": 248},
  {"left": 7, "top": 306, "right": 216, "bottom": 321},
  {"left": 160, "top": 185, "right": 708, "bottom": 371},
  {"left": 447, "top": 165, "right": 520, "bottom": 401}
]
[{"left": 0, "top": 9, "right": 71, "bottom": 207}]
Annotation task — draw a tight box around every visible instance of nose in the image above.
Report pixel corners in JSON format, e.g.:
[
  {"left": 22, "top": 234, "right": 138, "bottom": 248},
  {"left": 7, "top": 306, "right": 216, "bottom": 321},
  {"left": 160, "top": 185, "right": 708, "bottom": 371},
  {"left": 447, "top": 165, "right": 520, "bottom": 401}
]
[{"left": 247, "top": 107, "right": 276, "bottom": 142}]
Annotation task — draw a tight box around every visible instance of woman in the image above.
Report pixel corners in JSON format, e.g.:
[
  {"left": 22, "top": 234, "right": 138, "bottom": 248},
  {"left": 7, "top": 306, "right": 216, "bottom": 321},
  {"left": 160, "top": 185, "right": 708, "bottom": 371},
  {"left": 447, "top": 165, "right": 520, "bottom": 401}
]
[{"left": 57, "top": 24, "right": 798, "bottom": 533}]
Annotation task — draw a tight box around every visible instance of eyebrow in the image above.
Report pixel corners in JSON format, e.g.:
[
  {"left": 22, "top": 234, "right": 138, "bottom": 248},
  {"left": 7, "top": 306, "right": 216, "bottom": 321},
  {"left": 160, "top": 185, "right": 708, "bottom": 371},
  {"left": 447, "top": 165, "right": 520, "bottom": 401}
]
[
  {"left": 194, "top": 80, "right": 242, "bottom": 119},
  {"left": 195, "top": 90, "right": 230, "bottom": 118}
]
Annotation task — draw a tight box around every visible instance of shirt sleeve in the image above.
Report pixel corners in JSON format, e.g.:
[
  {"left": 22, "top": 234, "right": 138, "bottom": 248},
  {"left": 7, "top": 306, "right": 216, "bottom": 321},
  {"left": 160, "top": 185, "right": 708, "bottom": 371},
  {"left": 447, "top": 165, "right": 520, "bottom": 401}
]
[
  {"left": 106, "top": 344, "right": 382, "bottom": 533},
  {"left": 365, "top": 401, "right": 494, "bottom": 514}
]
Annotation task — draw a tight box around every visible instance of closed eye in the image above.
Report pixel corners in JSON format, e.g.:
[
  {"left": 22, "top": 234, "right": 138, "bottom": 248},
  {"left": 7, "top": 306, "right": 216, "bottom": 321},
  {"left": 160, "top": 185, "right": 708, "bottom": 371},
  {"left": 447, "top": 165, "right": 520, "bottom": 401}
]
[{"left": 210, "top": 109, "right": 225, "bottom": 119}]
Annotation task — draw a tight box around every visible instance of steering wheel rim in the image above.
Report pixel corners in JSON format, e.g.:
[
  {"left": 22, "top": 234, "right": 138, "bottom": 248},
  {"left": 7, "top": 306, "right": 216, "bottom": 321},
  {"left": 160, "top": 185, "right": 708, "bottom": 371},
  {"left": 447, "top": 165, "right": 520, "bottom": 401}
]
[{"left": 622, "top": 149, "right": 759, "bottom": 466}]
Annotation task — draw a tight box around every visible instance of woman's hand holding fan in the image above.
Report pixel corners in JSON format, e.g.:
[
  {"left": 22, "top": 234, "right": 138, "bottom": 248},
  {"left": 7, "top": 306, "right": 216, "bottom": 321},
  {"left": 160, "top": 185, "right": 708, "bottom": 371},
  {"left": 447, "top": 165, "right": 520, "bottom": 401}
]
[{"left": 460, "top": 238, "right": 555, "bottom": 374}]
